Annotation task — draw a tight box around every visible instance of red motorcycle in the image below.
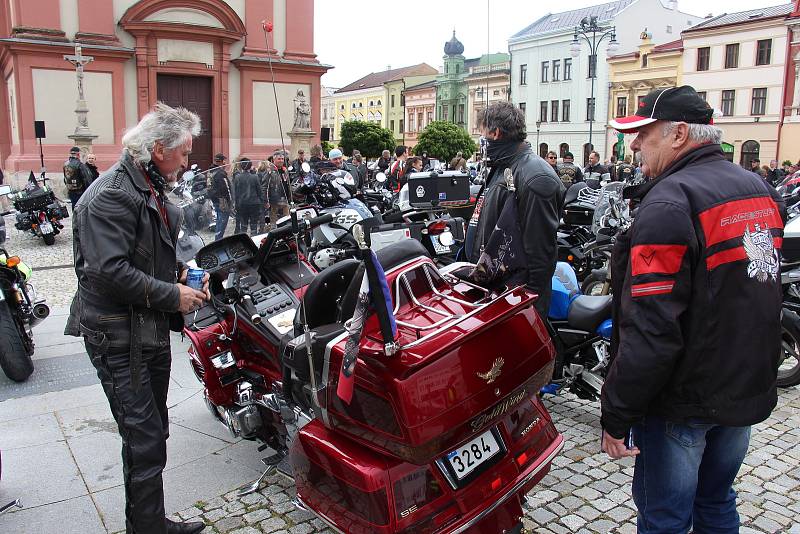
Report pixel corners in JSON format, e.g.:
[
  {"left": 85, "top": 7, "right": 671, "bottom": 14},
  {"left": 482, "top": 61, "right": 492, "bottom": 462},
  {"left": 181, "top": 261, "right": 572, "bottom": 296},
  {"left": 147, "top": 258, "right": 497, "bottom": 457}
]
[{"left": 184, "top": 211, "right": 563, "bottom": 533}]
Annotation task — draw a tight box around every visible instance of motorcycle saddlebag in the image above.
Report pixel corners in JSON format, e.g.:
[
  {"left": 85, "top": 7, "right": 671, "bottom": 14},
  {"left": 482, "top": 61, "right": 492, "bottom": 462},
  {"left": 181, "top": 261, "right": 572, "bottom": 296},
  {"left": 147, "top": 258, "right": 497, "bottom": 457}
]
[{"left": 563, "top": 204, "right": 594, "bottom": 227}]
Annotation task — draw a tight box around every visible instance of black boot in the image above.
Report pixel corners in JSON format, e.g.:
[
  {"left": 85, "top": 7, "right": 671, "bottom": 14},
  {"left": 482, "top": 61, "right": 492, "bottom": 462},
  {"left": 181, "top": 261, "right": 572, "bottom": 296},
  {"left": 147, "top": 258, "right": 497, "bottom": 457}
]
[{"left": 165, "top": 517, "right": 205, "bottom": 534}]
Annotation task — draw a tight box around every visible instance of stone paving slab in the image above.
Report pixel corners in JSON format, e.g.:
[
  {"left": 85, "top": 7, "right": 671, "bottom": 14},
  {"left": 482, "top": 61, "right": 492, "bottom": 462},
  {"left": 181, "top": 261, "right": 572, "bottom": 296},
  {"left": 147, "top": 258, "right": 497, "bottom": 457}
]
[{"left": 0, "top": 352, "right": 99, "bottom": 401}]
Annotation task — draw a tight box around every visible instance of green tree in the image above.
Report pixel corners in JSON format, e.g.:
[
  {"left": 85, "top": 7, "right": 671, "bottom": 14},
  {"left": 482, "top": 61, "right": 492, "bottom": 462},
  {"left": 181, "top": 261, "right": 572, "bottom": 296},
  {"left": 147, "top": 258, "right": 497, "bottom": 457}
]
[
  {"left": 339, "top": 120, "right": 396, "bottom": 158},
  {"left": 413, "top": 121, "right": 477, "bottom": 163},
  {"left": 321, "top": 140, "right": 335, "bottom": 156}
]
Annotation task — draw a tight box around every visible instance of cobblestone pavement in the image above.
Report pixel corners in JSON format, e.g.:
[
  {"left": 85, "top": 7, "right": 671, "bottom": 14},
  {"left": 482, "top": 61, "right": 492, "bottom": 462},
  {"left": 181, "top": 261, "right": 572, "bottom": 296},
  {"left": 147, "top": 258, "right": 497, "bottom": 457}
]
[
  {"left": 7, "top": 210, "right": 799, "bottom": 534},
  {"left": 163, "top": 387, "right": 800, "bottom": 534}
]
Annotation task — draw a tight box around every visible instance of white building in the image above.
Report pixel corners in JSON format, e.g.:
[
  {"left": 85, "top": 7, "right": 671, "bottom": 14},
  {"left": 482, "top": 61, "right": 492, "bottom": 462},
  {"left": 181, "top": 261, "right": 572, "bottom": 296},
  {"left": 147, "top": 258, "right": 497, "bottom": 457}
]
[
  {"left": 682, "top": 4, "right": 794, "bottom": 167},
  {"left": 509, "top": 0, "right": 699, "bottom": 164},
  {"left": 320, "top": 86, "right": 338, "bottom": 144}
]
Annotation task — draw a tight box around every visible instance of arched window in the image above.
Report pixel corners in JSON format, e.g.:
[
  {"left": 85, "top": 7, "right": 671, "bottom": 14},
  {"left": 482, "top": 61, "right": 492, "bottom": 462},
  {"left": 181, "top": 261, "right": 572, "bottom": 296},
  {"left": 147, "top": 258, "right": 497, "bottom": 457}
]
[
  {"left": 740, "top": 140, "right": 760, "bottom": 168},
  {"left": 377, "top": 100, "right": 381, "bottom": 106},
  {"left": 367, "top": 111, "right": 374, "bottom": 121},
  {"left": 583, "top": 143, "right": 594, "bottom": 166},
  {"left": 375, "top": 111, "right": 382, "bottom": 122},
  {"left": 352, "top": 103, "right": 356, "bottom": 109},
  {"left": 539, "top": 143, "right": 549, "bottom": 158},
  {"left": 358, "top": 102, "right": 363, "bottom": 108},
  {"left": 559, "top": 143, "right": 569, "bottom": 158},
  {"left": 369, "top": 100, "right": 374, "bottom": 106}
]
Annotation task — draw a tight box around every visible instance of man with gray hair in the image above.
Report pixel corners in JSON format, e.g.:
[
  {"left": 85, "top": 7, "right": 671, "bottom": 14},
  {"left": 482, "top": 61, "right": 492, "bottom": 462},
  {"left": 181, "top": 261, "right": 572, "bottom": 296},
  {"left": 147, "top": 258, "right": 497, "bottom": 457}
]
[
  {"left": 65, "top": 102, "right": 208, "bottom": 534},
  {"left": 601, "top": 86, "right": 784, "bottom": 533}
]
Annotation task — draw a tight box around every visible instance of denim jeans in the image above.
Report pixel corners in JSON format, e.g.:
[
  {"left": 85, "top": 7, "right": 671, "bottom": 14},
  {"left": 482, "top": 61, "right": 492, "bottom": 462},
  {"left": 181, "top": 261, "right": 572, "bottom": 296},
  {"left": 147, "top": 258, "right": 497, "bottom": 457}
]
[
  {"left": 214, "top": 205, "right": 230, "bottom": 242},
  {"left": 631, "top": 416, "right": 750, "bottom": 534}
]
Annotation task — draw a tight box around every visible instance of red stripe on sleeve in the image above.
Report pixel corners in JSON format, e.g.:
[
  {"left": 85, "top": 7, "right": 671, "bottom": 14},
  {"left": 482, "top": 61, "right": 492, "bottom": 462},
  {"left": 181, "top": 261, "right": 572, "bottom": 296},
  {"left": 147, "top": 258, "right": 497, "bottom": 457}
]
[
  {"left": 631, "top": 244, "right": 687, "bottom": 276},
  {"left": 631, "top": 281, "right": 675, "bottom": 297},
  {"left": 698, "top": 197, "right": 783, "bottom": 248}
]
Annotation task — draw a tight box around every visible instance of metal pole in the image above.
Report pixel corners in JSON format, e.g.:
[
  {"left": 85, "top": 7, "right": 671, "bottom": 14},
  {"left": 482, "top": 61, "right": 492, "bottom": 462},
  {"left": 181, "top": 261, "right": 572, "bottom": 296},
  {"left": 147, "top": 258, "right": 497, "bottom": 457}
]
[{"left": 588, "top": 29, "right": 596, "bottom": 153}]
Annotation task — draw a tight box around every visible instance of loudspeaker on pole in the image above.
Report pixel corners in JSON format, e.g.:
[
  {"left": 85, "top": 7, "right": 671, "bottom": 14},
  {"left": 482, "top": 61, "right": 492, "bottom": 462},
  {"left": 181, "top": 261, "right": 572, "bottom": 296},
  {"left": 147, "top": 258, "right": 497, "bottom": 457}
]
[{"left": 34, "top": 120, "right": 46, "bottom": 139}]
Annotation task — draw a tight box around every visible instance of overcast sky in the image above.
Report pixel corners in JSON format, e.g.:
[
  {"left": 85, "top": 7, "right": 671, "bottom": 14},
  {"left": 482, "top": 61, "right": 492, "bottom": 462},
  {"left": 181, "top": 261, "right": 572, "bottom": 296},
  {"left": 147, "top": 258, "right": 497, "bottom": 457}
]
[{"left": 314, "top": 0, "right": 791, "bottom": 88}]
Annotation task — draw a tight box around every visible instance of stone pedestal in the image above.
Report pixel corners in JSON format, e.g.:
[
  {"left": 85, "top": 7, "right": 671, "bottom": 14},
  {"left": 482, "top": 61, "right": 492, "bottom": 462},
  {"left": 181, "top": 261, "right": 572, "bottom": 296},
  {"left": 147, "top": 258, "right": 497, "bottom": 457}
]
[
  {"left": 67, "top": 98, "right": 98, "bottom": 154},
  {"left": 287, "top": 129, "right": 315, "bottom": 159}
]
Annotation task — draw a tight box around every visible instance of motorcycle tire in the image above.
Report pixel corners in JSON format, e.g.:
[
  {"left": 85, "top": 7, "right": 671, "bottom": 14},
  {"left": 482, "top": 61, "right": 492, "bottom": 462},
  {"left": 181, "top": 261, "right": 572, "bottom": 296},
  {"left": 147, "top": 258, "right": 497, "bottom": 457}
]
[
  {"left": 0, "top": 301, "right": 34, "bottom": 382},
  {"left": 43, "top": 233, "right": 55, "bottom": 246},
  {"left": 581, "top": 269, "right": 609, "bottom": 296},
  {"left": 778, "top": 309, "right": 800, "bottom": 388}
]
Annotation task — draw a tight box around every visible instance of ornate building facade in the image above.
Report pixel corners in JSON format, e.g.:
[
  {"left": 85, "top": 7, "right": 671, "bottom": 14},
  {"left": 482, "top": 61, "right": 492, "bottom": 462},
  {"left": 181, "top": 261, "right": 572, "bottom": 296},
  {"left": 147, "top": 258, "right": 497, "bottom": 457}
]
[
  {"left": 0, "top": 0, "right": 327, "bottom": 175},
  {"left": 607, "top": 33, "right": 683, "bottom": 161}
]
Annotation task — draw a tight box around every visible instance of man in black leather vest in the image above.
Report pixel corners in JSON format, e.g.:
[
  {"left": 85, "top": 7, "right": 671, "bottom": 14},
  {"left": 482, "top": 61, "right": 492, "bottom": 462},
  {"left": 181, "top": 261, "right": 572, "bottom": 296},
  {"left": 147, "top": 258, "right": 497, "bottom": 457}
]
[
  {"left": 63, "top": 146, "right": 93, "bottom": 207},
  {"left": 65, "top": 103, "right": 208, "bottom": 534}
]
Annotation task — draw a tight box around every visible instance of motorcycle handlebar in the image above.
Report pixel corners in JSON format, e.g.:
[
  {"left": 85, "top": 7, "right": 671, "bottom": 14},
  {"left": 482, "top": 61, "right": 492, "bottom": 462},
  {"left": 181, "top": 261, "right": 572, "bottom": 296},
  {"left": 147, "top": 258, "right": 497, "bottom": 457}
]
[{"left": 268, "top": 212, "right": 334, "bottom": 240}]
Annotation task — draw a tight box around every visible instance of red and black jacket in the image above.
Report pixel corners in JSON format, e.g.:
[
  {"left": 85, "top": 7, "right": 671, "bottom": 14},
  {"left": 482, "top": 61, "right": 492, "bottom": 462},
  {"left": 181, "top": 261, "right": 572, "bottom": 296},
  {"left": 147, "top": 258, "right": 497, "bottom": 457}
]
[{"left": 601, "top": 144, "right": 784, "bottom": 439}]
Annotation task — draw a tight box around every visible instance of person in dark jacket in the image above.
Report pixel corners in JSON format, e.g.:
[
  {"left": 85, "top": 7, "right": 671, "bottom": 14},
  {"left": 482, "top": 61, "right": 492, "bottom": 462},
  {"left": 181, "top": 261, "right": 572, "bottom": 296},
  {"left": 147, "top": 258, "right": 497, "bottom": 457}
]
[
  {"left": 232, "top": 158, "right": 264, "bottom": 234},
  {"left": 377, "top": 150, "right": 391, "bottom": 175},
  {"left": 350, "top": 150, "right": 367, "bottom": 190},
  {"left": 64, "top": 103, "right": 208, "bottom": 534},
  {"left": 63, "top": 146, "right": 94, "bottom": 207},
  {"left": 208, "top": 153, "right": 232, "bottom": 241},
  {"left": 545, "top": 151, "right": 558, "bottom": 173},
  {"left": 615, "top": 155, "right": 636, "bottom": 183},
  {"left": 556, "top": 151, "right": 584, "bottom": 188},
  {"left": 584, "top": 151, "right": 610, "bottom": 186},
  {"left": 85, "top": 153, "right": 100, "bottom": 183},
  {"left": 467, "top": 101, "right": 564, "bottom": 316},
  {"left": 262, "top": 149, "right": 291, "bottom": 230},
  {"left": 601, "top": 86, "right": 783, "bottom": 533}
]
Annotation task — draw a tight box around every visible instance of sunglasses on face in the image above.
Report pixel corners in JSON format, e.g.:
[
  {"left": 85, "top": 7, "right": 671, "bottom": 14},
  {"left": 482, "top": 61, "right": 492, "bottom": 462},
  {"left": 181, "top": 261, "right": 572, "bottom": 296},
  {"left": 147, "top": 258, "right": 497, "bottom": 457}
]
[{"left": 547, "top": 156, "right": 556, "bottom": 160}]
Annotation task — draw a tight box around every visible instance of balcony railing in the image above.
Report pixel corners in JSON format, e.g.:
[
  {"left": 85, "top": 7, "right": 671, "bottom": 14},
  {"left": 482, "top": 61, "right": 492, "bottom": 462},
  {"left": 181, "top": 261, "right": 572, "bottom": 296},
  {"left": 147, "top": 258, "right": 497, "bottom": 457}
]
[{"left": 469, "top": 62, "right": 511, "bottom": 74}]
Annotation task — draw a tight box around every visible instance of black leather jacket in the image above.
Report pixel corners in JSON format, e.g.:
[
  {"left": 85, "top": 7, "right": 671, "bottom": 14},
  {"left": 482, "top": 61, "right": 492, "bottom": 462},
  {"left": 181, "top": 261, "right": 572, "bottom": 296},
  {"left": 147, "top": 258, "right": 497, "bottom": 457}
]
[
  {"left": 469, "top": 145, "right": 564, "bottom": 315},
  {"left": 65, "top": 153, "right": 184, "bottom": 389}
]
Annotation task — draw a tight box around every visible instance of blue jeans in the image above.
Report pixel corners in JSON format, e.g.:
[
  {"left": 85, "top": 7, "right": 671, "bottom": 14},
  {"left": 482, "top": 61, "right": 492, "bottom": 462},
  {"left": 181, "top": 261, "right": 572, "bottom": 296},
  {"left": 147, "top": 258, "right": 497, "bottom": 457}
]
[
  {"left": 214, "top": 206, "right": 230, "bottom": 242},
  {"left": 632, "top": 416, "right": 750, "bottom": 534}
]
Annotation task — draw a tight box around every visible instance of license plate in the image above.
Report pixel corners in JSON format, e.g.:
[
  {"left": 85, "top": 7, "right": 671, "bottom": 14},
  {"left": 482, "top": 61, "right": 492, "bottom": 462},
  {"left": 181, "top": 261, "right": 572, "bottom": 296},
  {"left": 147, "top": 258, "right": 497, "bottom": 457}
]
[
  {"left": 40, "top": 222, "right": 53, "bottom": 234},
  {"left": 444, "top": 429, "right": 502, "bottom": 480}
]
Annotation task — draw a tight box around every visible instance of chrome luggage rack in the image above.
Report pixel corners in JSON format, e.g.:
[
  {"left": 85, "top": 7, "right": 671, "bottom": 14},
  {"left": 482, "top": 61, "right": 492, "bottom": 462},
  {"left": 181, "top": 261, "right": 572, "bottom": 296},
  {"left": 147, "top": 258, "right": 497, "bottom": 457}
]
[{"left": 393, "top": 261, "right": 495, "bottom": 349}]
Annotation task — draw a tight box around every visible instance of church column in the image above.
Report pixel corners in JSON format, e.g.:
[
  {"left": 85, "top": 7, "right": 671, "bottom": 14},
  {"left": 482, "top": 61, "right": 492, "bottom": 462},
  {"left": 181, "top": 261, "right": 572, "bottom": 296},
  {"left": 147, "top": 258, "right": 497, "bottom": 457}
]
[
  {"left": 283, "top": 0, "right": 315, "bottom": 61},
  {"left": 244, "top": 0, "right": 275, "bottom": 56}
]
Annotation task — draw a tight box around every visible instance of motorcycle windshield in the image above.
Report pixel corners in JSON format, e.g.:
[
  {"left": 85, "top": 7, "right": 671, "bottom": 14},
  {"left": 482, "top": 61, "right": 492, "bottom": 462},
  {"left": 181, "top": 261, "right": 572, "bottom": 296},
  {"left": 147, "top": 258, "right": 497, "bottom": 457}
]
[{"left": 591, "top": 182, "right": 626, "bottom": 236}]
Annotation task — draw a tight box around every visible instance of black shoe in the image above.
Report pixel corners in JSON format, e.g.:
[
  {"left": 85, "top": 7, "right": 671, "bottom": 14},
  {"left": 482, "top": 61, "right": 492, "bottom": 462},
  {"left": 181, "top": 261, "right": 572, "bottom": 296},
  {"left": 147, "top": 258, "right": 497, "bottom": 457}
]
[{"left": 165, "top": 517, "right": 205, "bottom": 534}]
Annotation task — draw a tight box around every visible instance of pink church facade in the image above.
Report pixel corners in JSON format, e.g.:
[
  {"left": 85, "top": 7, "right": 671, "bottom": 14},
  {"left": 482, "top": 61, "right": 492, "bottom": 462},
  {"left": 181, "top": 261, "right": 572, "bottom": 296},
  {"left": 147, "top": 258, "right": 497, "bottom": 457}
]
[{"left": 0, "top": 0, "right": 327, "bottom": 173}]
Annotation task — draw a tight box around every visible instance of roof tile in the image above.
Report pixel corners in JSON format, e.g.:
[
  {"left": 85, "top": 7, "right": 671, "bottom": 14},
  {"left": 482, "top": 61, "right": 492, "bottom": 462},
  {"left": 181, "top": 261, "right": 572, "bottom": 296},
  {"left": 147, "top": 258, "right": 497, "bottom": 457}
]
[{"left": 334, "top": 63, "right": 438, "bottom": 94}]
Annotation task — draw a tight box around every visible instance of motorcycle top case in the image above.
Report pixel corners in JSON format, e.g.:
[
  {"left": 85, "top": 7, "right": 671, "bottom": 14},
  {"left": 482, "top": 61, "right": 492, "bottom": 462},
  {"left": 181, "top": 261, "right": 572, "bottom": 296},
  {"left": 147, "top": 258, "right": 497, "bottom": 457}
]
[
  {"left": 315, "top": 251, "right": 557, "bottom": 466},
  {"left": 407, "top": 171, "right": 471, "bottom": 208}
]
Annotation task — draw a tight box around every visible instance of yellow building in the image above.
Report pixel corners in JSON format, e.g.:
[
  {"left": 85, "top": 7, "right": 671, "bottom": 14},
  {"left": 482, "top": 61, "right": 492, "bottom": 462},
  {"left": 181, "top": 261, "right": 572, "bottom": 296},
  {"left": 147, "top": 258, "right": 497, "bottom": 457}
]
[
  {"left": 332, "top": 63, "right": 437, "bottom": 144},
  {"left": 384, "top": 74, "right": 438, "bottom": 144},
  {"left": 606, "top": 32, "right": 684, "bottom": 160}
]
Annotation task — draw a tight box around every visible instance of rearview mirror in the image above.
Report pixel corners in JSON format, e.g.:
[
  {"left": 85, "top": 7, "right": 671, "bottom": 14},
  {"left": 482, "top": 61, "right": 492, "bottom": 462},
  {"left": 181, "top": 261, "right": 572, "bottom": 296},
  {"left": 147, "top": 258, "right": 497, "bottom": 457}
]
[
  {"left": 301, "top": 162, "right": 311, "bottom": 173},
  {"left": 375, "top": 172, "right": 387, "bottom": 183},
  {"left": 182, "top": 170, "right": 195, "bottom": 182},
  {"left": 0, "top": 185, "right": 11, "bottom": 196}
]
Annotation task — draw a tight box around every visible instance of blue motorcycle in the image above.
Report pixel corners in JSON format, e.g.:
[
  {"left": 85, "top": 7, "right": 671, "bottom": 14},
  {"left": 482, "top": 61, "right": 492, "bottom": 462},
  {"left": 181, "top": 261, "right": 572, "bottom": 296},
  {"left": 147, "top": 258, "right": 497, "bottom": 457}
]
[{"left": 541, "top": 261, "right": 613, "bottom": 400}]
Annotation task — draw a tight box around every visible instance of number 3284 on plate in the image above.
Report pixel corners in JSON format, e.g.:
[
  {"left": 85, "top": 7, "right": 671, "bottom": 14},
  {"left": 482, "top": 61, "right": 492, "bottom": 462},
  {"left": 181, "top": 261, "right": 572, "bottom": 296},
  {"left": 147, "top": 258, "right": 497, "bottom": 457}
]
[{"left": 445, "top": 429, "right": 502, "bottom": 480}]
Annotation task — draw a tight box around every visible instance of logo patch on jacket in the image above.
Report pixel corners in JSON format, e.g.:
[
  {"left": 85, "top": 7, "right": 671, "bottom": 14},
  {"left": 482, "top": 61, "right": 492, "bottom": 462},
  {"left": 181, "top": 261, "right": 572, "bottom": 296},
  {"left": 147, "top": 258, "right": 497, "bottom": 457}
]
[{"left": 744, "top": 223, "right": 779, "bottom": 282}]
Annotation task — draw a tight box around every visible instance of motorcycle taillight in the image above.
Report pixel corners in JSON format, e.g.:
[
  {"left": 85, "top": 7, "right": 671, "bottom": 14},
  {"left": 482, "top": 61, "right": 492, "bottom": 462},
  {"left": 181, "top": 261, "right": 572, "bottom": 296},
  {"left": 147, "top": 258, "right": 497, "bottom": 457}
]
[
  {"left": 38, "top": 211, "right": 46, "bottom": 222},
  {"left": 426, "top": 219, "right": 449, "bottom": 235}
]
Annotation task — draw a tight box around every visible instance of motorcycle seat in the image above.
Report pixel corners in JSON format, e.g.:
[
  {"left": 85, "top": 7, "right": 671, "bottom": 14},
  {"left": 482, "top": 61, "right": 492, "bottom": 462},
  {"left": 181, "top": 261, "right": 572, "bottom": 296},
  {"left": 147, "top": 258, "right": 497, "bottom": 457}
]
[
  {"left": 375, "top": 239, "right": 430, "bottom": 273},
  {"left": 567, "top": 294, "right": 612, "bottom": 333}
]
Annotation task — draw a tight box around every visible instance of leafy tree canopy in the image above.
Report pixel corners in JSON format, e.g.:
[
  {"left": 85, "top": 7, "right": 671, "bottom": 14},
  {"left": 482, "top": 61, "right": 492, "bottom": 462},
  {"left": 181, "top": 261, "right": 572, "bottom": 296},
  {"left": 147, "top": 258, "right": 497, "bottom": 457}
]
[
  {"left": 413, "top": 121, "right": 477, "bottom": 163},
  {"left": 339, "top": 121, "right": 396, "bottom": 158}
]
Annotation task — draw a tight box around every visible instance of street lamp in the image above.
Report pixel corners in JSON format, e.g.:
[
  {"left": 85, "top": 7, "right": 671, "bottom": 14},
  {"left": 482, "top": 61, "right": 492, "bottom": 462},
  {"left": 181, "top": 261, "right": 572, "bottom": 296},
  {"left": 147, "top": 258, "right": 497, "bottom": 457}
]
[
  {"left": 536, "top": 120, "right": 542, "bottom": 154},
  {"left": 570, "top": 16, "right": 618, "bottom": 157}
]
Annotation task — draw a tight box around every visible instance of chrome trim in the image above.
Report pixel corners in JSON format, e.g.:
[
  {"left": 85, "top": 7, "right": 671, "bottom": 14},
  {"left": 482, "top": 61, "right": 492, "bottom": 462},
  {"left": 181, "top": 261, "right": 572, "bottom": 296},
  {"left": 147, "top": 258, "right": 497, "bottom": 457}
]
[
  {"left": 319, "top": 330, "right": 348, "bottom": 428},
  {"left": 448, "top": 436, "right": 565, "bottom": 534},
  {"left": 295, "top": 495, "right": 345, "bottom": 534}
]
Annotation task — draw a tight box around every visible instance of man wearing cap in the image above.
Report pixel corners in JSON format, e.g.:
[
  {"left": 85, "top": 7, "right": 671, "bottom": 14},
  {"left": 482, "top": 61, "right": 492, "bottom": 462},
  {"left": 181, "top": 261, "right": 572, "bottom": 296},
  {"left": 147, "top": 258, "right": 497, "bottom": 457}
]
[
  {"left": 208, "top": 153, "right": 232, "bottom": 241},
  {"left": 63, "top": 146, "right": 94, "bottom": 207},
  {"left": 600, "top": 85, "right": 783, "bottom": 533},
  {"left": 290, "top": 149, "right": 306, "bottom": 174}
]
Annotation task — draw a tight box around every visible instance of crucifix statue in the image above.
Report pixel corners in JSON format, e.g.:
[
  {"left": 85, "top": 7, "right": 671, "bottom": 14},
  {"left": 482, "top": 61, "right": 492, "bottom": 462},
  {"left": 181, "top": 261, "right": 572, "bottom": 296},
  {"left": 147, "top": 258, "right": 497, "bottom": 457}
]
[
  {"left": 64, "top": 45, "right": 93, "bottom": 102},
  {"left": 64, "top": 44, "right": 98, "bottom": 147}
]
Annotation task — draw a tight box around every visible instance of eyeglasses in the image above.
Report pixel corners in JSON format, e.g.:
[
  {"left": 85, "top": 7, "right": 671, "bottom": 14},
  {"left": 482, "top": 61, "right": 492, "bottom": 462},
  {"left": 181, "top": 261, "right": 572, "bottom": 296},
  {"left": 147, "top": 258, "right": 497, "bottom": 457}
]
[{"left": 547, "top": 156, "right": 556, "bottom": 160}]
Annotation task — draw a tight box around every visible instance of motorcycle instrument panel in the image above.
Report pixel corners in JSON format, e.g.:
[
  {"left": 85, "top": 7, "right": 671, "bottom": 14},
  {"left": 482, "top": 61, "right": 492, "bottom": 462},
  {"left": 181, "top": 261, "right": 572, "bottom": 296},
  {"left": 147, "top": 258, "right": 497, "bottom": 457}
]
[{"left": 196, "top": 236, "right": 255, "bottom": 272}]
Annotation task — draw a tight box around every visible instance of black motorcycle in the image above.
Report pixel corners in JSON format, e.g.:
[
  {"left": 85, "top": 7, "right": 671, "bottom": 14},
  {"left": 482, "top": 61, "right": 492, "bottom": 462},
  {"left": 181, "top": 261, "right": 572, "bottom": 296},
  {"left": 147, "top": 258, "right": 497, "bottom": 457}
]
[
  {"left": 0, "top": 245, "right": 49, "bottom": 381},
  {"left": 7, "top": 178, "right": 69, "bottom": 246}
]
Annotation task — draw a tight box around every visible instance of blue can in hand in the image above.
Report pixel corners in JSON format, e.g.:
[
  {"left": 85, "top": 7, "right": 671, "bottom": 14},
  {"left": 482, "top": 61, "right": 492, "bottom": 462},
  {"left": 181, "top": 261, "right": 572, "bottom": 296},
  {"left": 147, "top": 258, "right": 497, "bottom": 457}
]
[{"left": 187, "top": 268, "right": 205, "bottom": 291}]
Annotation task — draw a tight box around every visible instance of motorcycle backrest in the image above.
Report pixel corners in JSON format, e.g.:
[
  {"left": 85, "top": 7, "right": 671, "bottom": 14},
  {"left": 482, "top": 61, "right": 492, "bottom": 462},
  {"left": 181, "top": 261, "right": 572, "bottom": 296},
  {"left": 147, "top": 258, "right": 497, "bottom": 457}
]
[{"left": 549, "top": 262, "right": 580, "bottom": 320}]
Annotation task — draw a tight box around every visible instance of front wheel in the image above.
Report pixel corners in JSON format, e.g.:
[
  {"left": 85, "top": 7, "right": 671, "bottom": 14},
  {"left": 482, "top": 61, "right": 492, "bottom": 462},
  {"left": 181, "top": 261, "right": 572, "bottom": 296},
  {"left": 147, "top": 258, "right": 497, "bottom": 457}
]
[
  {"left": 42, "top": 233, "right": 55, "bottom": 246},
  {"left": 778, "top": 309, "right": 800, "bottom": 388},
  {"left": 0, "top": 301, "right": 34, "bottom": 382}
]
